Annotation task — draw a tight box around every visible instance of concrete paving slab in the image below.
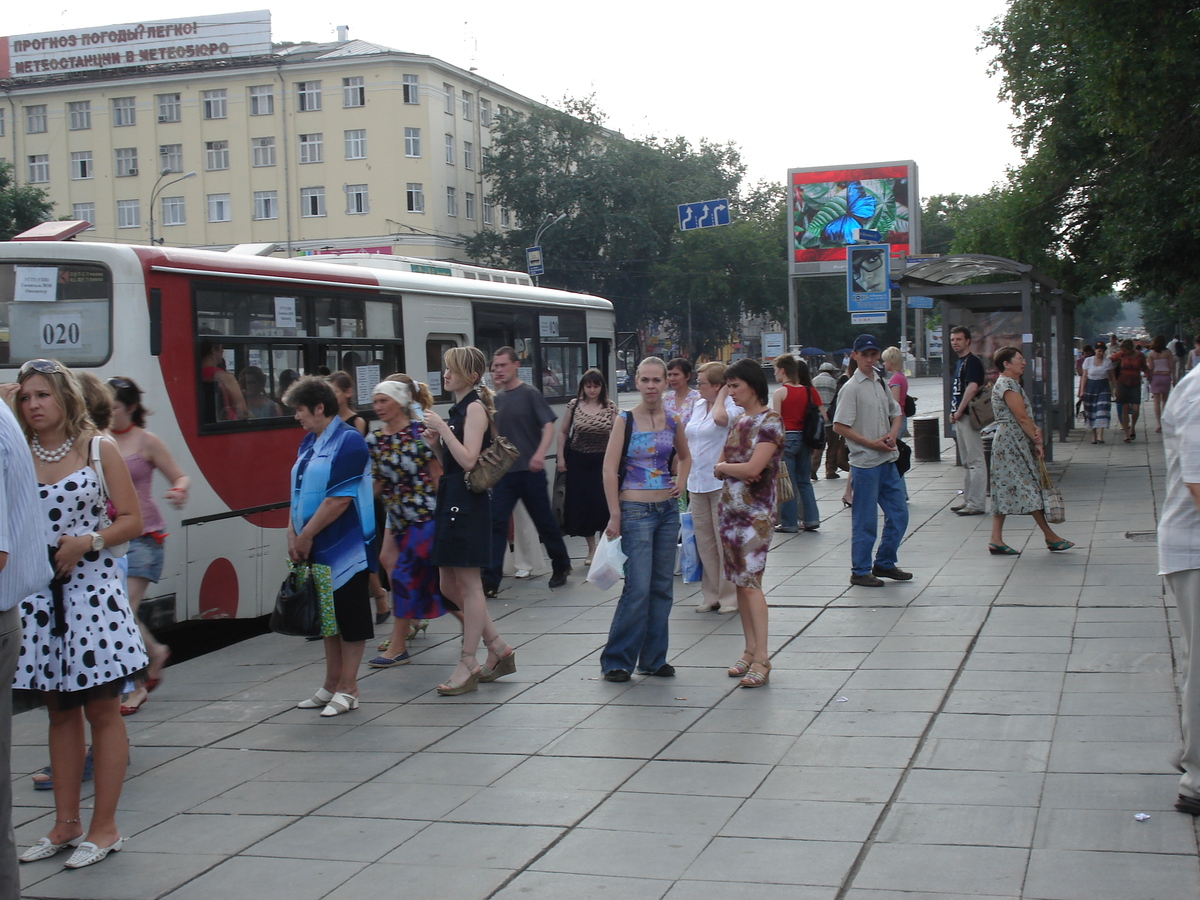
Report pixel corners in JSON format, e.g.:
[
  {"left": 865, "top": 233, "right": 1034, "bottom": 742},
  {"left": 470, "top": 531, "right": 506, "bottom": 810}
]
[
  {"left": 491, "top": 870, "right": 671, "bottom": 900},
  {"left": 874, "top": 801, "right": 1038, "bottom": 847},
  {"left": 1023, "top": 848, "right": 1200, "bottom": 900},
  {"left": 852, "top": 843, "right": 1029, "bottom": 895}
]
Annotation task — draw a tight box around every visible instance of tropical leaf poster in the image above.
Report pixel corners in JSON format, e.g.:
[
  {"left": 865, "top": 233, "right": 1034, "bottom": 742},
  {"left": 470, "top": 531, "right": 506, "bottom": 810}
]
[{"left": 789, "top": 163, "right": 914, "bottom": 263}]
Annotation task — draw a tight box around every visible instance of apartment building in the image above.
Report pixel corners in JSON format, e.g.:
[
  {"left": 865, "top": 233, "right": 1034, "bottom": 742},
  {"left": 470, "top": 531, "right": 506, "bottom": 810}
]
[{"left": 1, "top": 13, "right": 531, "bottom": 259}]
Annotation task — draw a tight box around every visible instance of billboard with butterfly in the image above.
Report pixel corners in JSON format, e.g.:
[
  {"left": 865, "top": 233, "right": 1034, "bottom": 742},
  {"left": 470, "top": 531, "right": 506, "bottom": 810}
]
[{"left": 788, "top": 161, "right": 919, "bottom": 275}]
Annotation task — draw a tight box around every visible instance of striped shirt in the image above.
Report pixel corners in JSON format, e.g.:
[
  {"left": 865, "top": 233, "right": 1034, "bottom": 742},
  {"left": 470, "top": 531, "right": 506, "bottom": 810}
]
[{"left": 0, "top": 402, "right": 53, "bottom": 610}]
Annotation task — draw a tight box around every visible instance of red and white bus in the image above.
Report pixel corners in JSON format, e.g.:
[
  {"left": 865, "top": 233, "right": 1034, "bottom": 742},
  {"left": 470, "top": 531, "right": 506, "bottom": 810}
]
[{"left": 0, "top": 236, "right": 614, "bottom": 626}]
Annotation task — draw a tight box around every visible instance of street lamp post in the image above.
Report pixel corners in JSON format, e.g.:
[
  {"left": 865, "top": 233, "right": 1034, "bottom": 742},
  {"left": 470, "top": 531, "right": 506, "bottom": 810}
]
[
  {"left": 149, "top": 169, "right": 197, "bottom": 245},
  {"left": 531, "top": 212, "right": 567, "bottom": 286}
]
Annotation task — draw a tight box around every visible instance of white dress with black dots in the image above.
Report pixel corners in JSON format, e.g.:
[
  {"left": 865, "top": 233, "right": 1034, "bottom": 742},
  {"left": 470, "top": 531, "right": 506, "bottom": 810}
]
[{"left": 13, "top": 465, "right": 148, "bottom": 699}]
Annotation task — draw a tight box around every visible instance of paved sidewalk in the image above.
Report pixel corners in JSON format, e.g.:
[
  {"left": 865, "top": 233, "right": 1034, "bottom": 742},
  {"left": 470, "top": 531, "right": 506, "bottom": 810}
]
[{"left": 13, "top": 406, "right": 1199, "bottom": 899}]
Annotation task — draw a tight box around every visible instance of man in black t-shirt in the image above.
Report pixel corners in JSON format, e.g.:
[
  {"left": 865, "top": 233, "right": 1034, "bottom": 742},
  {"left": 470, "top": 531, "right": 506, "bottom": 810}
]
[
  {"left": 483, "top": 347, "right": 572, "bottom": 597},
  {"left": 948, "top": 326, "right": 987, "bottom": 515}
]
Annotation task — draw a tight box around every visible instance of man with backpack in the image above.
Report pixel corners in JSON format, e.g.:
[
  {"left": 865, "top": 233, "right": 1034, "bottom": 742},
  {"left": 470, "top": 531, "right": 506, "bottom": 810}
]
[{"left": 948, "top": 326, "right": 987, "bottom": 516}]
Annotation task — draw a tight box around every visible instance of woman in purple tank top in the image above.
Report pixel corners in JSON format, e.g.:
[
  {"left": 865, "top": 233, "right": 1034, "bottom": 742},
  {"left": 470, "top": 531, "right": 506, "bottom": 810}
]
[{"left": 106, "top": 377, "right": 190, "bottom": 715}]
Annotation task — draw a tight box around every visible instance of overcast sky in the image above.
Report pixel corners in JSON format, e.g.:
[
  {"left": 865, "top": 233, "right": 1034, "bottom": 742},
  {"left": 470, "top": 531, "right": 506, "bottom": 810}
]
[{"left": 8, "top": 1, "right": 1022, "bottom": 199}]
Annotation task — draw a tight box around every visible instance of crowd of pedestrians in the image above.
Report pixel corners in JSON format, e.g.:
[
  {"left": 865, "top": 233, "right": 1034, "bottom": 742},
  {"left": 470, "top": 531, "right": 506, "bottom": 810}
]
[{"left": 10, "top": 324, "right": 1200, "bottom": 878}]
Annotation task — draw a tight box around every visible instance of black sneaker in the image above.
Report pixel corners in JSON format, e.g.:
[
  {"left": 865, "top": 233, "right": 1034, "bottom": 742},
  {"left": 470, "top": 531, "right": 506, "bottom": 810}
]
[
  {"left": 641, "top": 664, "right": 675, "bottom": 677},
  {"left": 604, "top": 669, "right": 631, "bottom": 682},
  {"left": 483, "top": 584, "right": 499, "bottom": 599},
  {"left": 549, "top": 569, "right": 571, "bottom": 589},
  {"left": 1175, "top": 794, "right": 1200, "bottom": 816},
  {"left": 872, "top": 565, "right": 913, "bottom": 581},
  {"left": 850, "top": 573, "right": 885, "bottom": 587}
]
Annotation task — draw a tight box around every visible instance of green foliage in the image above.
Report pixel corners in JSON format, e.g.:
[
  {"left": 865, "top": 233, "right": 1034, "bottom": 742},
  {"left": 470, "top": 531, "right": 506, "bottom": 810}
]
[
  {"left": 464, "top": 97, "right": 767, "bottom": 339},
  {"left": 980, "top": 0, "right": 1200, "bottom": 312},
  {"left": 0, "top": 161, "right": 55, "bottom": 242},
  {"left": 1073, "top": 293, "right": 1124, "bottom": 341}
]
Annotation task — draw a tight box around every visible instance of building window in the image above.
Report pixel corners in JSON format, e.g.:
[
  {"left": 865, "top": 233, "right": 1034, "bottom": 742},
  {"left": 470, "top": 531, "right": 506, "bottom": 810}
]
[
  {"left": 344, "top": 129, "right": 366, "bottom": 160},
  {"left": 112, "top": 97, "right": 136, "bottom": 127},
  {"left": 501, "top": 207, "right": 510, "bottom": 227},
  {"left": 406, "top": 183, "right": 424, "bottom": 213},
  {"left": 72, "top": 202, "right": 95, "bottom": 225},
  {"left": 483, "top": 197, "right": 493, "bottom": 225},
  {"left": 463, "top": 141, "right": 474, "bottom": 170},
  {"left": 159, "top": 144, "right": 183, "bottom": 173},
  {"left": 207, "top": 193, "right": 232, "bottom": 223},
  {"left": 343, "top": 76, "right": 365, "bottom": 107},
  {"left": 444, "top": 134, "right": 455, "bottom": 164},
  {"left": 115, "top": 148, "right": 139, "bottom": 177},
  {"left": 299, "top": 133, "right": 323, "bottom": 164},
  {"left": 202, "top": 90, "right": 227, "bottom": 120},
  {"left": 0, "top": 108, "right": 6, "bottom": 137},
  {"left": 26, "top": 154, "right": 49, "bottom": 182},
  {"left": 498, "top": 105, "right": 511, "bottom": 120},
  {"left": 482, "top": 146, "right": 492, "bottom": 165},
  {"left": 253, "top": 190, "right": 278, "bottom": 220},
  {"left": 161, "top": 196, "right": 186, "bottom": 226},
  {"left": 346, "top": 184, "right": 369, "bottom": 214},
  {"left": 300, "top": 186, "right": 326, "bottom": 217},
  {"left": 404, "top": 127, "right": 421, "bottom": 158},
  {"left": 462, "top": 91, "right": 473, "bottom": 121},
  {"left": 26, "top": 105, "right": 48, "bottom": 134},
  {"left": 446, "top": 186, "right": 457, "bottom": 217},
  {"left": 249, "top": 85, "right": 274, "bottom": 116},
  {"left": 157, "top": 93, "right": 181, "bottom": 123},
  {"left": 296, "top": 81, "right": 322, "bottom": 112},
  {"left": 117, "top": 199, "right": 140, "bottom": 228},
  {"left": 465, "top": 191, "right": 475, "bottom": 220},
  {"left": 251, "top": 136, "right": 276, "bottom": 167},
  {"left": 70, "top": 151, "right": 93, "bottom": 180},
  {"left": 205, "top": 140, "right": 229, "bottom": 171},
  {"left": 402, "top": 74, "right": 419, "bottom": 104},
  {"left": 480, "top": 98, "right": 492, "bottom": 126},
  {"left": 443, "top": 83, "right": 454, "bottom": 114},
  {"left": 68, "top": 101, "right": 91, "bottom": 131}
]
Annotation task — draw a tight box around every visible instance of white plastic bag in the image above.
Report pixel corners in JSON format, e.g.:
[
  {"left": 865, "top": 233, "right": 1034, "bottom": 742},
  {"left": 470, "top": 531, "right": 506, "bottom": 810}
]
[
  {"left": 587, "top": 536, "right": 627, "bottom": 590},
  {"left": 679, "top": 512, "right": 703, "bottom": 583}
]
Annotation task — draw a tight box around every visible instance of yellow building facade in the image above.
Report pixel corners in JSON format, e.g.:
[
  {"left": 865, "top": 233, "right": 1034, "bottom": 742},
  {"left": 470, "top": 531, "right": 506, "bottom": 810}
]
[{"left": 2, "top": 32, "right": 531, "bottom": 259}]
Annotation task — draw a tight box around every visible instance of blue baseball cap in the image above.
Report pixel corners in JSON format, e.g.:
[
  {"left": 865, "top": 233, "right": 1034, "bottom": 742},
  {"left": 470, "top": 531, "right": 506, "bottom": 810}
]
[{"left": 852, "top": 333, "right": 882, "bottom": 353}]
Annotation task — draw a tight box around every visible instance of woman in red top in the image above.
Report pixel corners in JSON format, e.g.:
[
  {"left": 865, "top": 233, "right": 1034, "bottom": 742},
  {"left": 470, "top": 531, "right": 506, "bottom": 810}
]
[
  {"left": 1111, "top": 339, "right": 1149, "bottom": 442},
  {"left": 771, "top": 354, "right": 822, "bottom": 532}
]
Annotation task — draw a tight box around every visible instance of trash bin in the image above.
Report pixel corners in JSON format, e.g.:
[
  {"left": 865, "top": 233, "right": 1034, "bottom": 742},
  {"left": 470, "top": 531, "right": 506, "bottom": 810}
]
[{"left": 912, "top": 417, "right": 940, "bottom": 462}]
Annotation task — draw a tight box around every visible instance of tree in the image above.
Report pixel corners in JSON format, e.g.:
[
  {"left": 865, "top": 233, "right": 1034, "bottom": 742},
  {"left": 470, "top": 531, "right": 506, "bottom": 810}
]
[
  {"left": 464, "top": 97, "right": 745, "bottom": 330},
  {"left": 0, "top": 161, "right": 54, "bottom": 241},
  {"left": 981, "top": 1, "right": 1200, "bottom": 313}
]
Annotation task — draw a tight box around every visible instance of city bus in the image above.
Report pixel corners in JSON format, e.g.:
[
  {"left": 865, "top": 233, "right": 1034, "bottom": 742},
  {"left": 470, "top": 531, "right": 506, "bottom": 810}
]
[{"left": 0, "top": 235, "right": 615, "bottom": 628}]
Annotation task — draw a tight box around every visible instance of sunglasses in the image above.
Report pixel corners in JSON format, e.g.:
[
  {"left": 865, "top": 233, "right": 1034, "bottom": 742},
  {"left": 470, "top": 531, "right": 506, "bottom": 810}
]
[{"left": 18, "top": 359, "right": 66, "bottom": 377}]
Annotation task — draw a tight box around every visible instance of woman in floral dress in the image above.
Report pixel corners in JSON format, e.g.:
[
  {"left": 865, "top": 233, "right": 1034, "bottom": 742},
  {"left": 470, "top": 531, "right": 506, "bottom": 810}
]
[
  {"left": 366, "top": 379, "right": 448, "bottom": 667},
  {"left": 715, "top": 358, "right": 784, "bottom": 687},
  {"left": 988, "top": 347, "right": 1073, "bottom": 555}
]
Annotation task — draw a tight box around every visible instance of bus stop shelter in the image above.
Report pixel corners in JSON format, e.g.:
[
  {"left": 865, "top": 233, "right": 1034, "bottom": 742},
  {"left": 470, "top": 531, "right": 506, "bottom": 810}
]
[{"left": 898, "top": 255, "right": 1078, "bottom": 461}]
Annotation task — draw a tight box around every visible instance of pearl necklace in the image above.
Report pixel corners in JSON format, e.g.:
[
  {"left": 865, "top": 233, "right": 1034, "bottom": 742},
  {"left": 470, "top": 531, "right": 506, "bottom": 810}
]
[{"left": 31, "top": 433, "right": 74, "bottom": 464}]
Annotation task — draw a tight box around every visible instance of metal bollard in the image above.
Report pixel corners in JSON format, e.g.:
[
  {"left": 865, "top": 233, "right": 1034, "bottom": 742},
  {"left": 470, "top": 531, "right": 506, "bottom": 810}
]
[{"left": 912, "top": 417, "right": 941, "bottom": 462}]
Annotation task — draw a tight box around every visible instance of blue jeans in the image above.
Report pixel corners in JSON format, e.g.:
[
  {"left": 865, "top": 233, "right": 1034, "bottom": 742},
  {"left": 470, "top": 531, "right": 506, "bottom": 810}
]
[
  {"left": 779, "top": 433, "right": 821, "bottom": 530},
  {"left": 485, "top": 469, "right": 572, "bottom": 588},
  {"left": 849, "top": 462, "right": 909, "bottom": 575},
  {"left": 600, "top": 499, "right": 679, "bottom": 674}
]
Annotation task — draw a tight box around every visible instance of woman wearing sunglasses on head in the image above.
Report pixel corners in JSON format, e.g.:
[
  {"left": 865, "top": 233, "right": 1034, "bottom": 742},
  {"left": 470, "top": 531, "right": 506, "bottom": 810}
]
[{"left": 10, "top": 359, "right": 146, "bottom": 869}]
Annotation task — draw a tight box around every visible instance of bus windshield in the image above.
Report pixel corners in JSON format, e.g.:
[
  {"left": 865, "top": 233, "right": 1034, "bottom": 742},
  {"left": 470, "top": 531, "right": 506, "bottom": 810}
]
[{"left": 0, "top": 262, "right": 112, "bottom": 368}]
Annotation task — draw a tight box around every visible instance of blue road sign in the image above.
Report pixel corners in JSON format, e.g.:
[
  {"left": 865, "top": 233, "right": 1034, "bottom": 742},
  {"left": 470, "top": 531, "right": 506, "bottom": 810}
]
[
  {"left": 526, "top": 246, "right": 544, "bottom": 277},
  {"left": 855, "top": 228, "right": 882, "bottom": 242},
  {"left": 907, "top": 295, "right": 934, "bottom": 309},
  {"left": 678, "top": 199, "right": 731, "bottom": 231},
  {"left": 851, "top": 312, "right": 888, "bottom": 325}
]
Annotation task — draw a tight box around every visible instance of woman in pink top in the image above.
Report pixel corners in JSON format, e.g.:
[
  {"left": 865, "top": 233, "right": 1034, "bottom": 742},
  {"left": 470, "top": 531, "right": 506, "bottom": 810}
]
[{"left": 106, "top": 377, "right": 190, "bottom": 715}]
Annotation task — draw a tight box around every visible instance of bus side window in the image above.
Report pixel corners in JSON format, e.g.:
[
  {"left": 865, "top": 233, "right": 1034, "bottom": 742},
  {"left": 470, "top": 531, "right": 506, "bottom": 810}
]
[{"left": 198, "top": 338, "right": 247, "bottom": 422}]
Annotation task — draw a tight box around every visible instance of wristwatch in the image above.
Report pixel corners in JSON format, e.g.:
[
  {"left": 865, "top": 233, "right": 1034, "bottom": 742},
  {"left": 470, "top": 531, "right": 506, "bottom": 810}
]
[{"left": 90, "top": 532, "right": 105, "bottom": 552}]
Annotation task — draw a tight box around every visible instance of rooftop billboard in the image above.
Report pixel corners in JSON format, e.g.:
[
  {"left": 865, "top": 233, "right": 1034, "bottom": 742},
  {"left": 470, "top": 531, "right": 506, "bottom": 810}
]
[
  {"left": 788, "top": 161, "right": 919, "bottom": 276},
  {"left": 0, "top": 11, "right": 271, "bottom": 79}
]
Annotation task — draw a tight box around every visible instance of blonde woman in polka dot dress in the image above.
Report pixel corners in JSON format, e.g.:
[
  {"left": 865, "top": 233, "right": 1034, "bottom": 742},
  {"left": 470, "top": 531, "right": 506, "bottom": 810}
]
[{"left": 10, "top": 360, "right": 146, "bottom": 869}]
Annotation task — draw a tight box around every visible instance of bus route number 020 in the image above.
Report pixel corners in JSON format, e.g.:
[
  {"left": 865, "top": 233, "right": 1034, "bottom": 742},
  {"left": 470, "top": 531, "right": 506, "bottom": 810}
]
[{"left": 40, "top": 314, "right": 84, "bottom": 350}]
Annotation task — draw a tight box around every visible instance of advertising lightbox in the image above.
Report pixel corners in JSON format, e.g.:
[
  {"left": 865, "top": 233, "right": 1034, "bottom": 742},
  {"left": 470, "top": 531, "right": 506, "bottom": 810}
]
[{"left": 788, "top": 160, "right": 919, "bottom": 275}]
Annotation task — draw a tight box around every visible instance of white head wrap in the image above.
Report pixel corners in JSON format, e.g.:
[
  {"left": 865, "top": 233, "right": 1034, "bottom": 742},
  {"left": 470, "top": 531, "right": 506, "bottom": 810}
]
[{"left": 372, "top": 380, "right": 411, "bottom": 408}]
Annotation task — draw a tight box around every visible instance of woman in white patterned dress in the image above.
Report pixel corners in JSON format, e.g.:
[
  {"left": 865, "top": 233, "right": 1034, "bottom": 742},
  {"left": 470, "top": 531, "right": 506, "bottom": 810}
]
[
  {"left": 987, "top": 347, "right": 1073, "bottom": 556},
  {"left": 11, "top": 359, "right": 146, "bottom": 869}
]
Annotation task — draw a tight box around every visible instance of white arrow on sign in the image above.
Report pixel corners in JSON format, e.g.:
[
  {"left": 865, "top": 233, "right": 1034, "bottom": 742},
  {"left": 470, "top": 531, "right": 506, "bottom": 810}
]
[
  {"left": 681, "top": 207, "right": 694, "bottom": 229},
  {"left": 698, "top": 204, "right": 711, "bottom": 227},
  {"left": 714, "top": 202, "right": 727, "bottom": 221}
]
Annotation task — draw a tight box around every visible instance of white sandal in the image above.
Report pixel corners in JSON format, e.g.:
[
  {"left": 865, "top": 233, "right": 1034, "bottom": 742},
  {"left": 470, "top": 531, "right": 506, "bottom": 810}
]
[
  {"left": 18, "top": 836, "right": 81, "bottom": 863},
  {"left": 64, "top": 837, "right": 126, "bottom": 869},
  {"left": 297, "top": 687, "right": 334, "bottom": 709},
  {"left": 320, "top": 692, "right": 359, "bottom": 717}
]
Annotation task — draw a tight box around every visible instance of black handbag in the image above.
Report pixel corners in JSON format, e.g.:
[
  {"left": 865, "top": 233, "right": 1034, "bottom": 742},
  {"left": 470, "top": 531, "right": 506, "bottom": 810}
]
[
  {"left": 896, "top": 438, "right": 912, "bottom": 477},
  {"left": 270, "top": 563, "right": 321, "bottom": 637}
]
